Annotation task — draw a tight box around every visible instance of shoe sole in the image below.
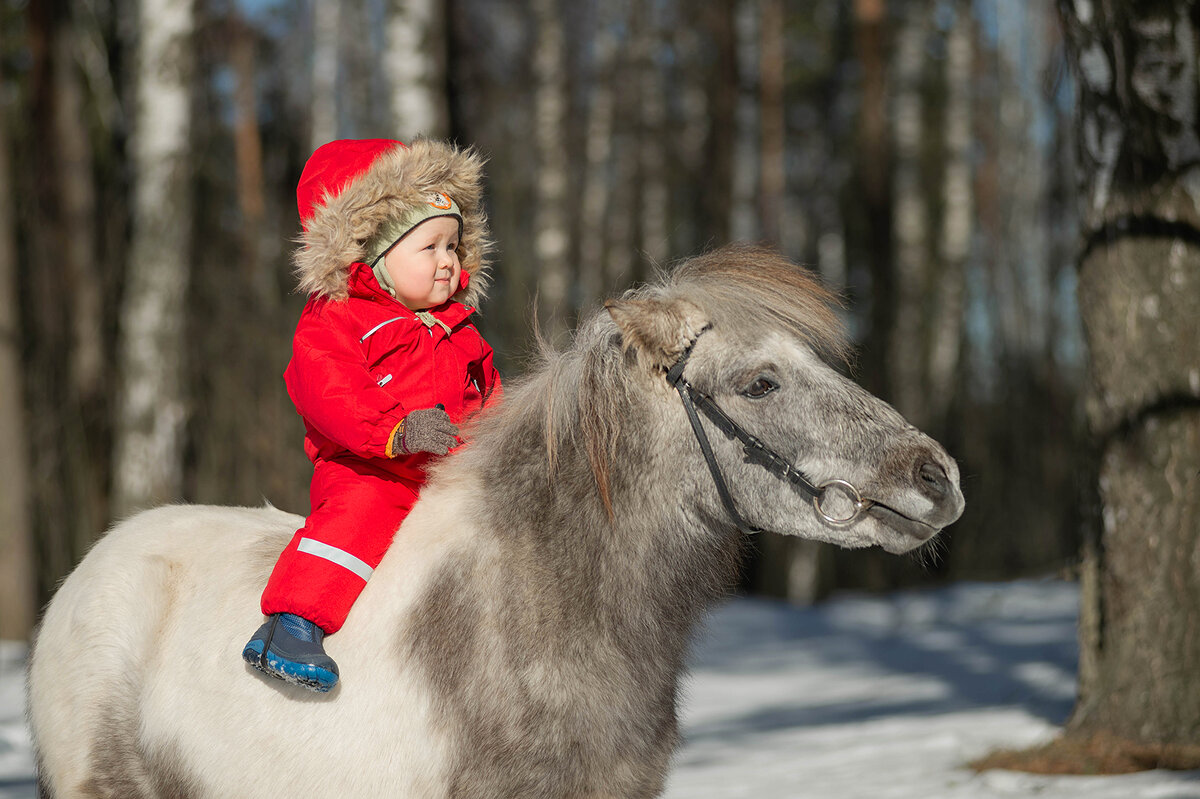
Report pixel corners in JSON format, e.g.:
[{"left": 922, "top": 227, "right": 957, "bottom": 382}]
[{"left": 242, "top": 642, "right": 338, "bottom": 693}]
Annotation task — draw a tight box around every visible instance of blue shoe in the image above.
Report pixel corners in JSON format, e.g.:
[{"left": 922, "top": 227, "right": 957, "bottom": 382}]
[{"left": 242, "top": 613, "right": 340, "bottom": 692}]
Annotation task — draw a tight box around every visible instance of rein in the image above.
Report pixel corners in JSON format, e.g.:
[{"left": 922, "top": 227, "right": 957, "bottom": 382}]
[{"left": 665, "top": 337, "right": 872, "bottom": 535}]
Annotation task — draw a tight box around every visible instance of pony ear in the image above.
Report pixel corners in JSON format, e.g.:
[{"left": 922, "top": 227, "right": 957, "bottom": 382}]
[{"left": 605, "top": 296, "right": 709, "bottom": 372}]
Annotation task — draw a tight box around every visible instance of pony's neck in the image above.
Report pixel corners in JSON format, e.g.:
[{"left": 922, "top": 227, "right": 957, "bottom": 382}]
[{"left": 467, "top": 395, "right": 743, "bottom": 664}]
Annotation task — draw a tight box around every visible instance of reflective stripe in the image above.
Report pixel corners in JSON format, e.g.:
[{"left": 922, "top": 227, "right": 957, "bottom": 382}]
[
  {"left": 297, "top": 538, "right": 374, "bottom": 582},
  {"left": 360, "top": 316, "right": 407, "bottom": 342}
]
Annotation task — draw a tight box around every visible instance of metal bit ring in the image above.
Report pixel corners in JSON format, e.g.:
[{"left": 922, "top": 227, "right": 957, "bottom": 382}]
[{"left": 814, "top": 479, "right": 872, "bottom": 527}]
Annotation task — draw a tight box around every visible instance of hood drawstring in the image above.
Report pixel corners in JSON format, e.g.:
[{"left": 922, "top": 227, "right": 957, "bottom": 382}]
[{"left": 415, "top": 310, "right": 453, "bottom": 336}]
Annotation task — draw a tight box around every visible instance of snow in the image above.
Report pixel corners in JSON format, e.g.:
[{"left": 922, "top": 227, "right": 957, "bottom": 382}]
[{"left": 2, "top": 579, "right": 1197, "bottom": 798}]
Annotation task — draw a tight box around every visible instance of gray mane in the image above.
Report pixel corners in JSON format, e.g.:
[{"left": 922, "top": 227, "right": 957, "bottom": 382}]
[
  {"left": 465, "top": 243, "right": 849, "bottom": 518},
  {"left": 661, "top": 243, "right": 850, "bottom": 364}
]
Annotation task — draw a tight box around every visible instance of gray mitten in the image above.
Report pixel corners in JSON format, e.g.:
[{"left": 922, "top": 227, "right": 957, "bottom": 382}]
[{"left": 394, "top": 406, "right": 459, "bottom": 455}]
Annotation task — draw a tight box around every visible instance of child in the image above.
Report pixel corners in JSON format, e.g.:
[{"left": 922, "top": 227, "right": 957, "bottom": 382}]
[{"left": 242, "top": 138, "right": 501, "bottom": 692}]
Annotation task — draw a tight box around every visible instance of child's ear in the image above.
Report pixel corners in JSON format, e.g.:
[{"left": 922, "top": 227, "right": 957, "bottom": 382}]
[{"left": 605, "top": 296, "right": 708, "bottom": 373}]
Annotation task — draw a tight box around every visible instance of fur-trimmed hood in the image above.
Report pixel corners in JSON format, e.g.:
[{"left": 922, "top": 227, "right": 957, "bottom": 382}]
[{"left": 293, "top": 138, "right": 492, "bottom": 307}]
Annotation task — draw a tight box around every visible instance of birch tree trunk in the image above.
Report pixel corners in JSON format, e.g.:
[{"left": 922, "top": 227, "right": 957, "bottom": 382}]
[
  {"left": 112, "top": 0, "right": 195, "bottom": 517},
  {"left": 635, "top": 2, "right": 669, "bottom": 268},
  {"left": 604, "top": 72, "right": 638, "bottom": 292},
  {"left": 0, "top": 86, "right": 34, "bottom": 640},
  {"left": 310, "top": 0, "right": 339, "bottom": 149},
  {"left": 1060, "top": 0, "right": 1200, "bottom": 748},
  {"left": 929, "top": 6, "right": 971, "bottom": 420},
  {"left": 531, "top": 0, "right": 570, "bottom": 341},
  {"left": 888, "top": 8, "right": 930, "bottom": 424},
  {"left": 385, "top": 0, "right": 448, "bottom": 140},
  {"left": 577, "top": 5, "right": 620, "bottom": 307}
]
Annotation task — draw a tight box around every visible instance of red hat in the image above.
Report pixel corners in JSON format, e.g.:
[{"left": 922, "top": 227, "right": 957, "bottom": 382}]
[{"left": 296, "top": 138, "right": 404, "bottom": 231}]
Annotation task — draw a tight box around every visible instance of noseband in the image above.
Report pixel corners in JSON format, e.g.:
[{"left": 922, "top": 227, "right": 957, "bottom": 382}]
[{"left": 665, "top": 336, "right": 873, "bottom": 535}]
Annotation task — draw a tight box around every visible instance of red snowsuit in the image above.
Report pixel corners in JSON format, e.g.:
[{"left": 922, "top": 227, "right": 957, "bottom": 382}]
[{"left": 261, "top": 262, "right": 500, "bottom": 632}]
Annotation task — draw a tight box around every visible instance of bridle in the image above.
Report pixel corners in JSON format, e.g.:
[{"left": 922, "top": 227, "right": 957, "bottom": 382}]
[{"left": 665, "top": 335, "right": 873, "bottom": 535}]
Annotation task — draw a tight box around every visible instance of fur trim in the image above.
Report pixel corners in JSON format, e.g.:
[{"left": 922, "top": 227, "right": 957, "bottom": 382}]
[{"left": 293, "top": 139, "right": 493, "bottom": 307}]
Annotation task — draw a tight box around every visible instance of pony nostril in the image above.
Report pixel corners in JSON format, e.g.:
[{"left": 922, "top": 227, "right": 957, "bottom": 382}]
[{"left": 918, "top": 462, "right": 950, "bottom": 498}]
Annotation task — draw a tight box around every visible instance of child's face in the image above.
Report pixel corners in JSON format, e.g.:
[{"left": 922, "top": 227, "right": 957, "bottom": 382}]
[{"left": 383, "top": 216, "right": 462, "bottom": 310}]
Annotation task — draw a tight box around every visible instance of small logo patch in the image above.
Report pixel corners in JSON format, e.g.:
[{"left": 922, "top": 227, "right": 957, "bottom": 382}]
[{"left": 429, "top": 192, "right": 453, "bottom": 210}]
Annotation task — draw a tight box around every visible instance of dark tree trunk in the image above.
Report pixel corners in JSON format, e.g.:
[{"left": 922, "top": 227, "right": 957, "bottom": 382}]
[
  {"left": 1059, "top": 0, "right": 1200, "bottom": 747},
  {"left": 0, "top": 65, "right": 35, "bottom": 640},
  {"left": 701, "top": 0, "right": 737, "bottom": 246},
  {"left": 851, "top": 0, "right": 893, "bottom": 399}
]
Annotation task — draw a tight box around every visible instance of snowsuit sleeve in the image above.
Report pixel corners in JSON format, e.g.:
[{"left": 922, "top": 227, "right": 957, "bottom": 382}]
[
  {"left": 284, "top": 304, "right": 408, "bottom": 460},
  {"left": 480, "top": 338, "right": 502, "bottom": 407}
]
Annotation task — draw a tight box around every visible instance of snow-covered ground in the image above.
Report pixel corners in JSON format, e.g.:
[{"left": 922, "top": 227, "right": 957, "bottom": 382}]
[{"left": 3, "top": 579, "right": 1197, "bottom": 798}]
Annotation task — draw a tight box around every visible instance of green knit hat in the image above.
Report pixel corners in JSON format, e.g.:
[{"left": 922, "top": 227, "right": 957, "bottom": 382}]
[{"left": 366, "top": 191, "right": 464, "bottom": 295}]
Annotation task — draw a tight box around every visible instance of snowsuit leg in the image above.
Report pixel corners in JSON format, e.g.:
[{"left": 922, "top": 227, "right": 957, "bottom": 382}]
[{"left": 261, "top": 458, "right": 421, "bottom": 633}]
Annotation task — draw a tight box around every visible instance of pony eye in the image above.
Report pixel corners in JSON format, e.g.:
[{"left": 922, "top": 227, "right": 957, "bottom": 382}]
[{"left": 742, "top": 376, "right": 779, "bottom": 399}]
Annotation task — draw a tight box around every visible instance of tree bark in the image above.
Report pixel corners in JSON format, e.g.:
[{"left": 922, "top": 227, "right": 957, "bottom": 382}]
[
  {"left": 701, "top": 0, "right": 737, "bottom": 246},
  {"left": 112, "top": 0, "right": 196, "bottom": 517},
  {"left": 929, "top": 6, "right": 971, "bottom": 421},
  {"left": 888, "top": 7, "right": 929, "bottom": 424},
  {"left": 385, "top": 0, "right": 448, "bottom": 140},
  {"left": 635, "top": 1, "right": 669, "bottom": 268},
  {"left": 0, "top": 79, "right": 35, "bottom": 640},
  {"left": 577, "top": 4, "right": 620, "bottom": 308},
  {"left": 231, "top": 15, "right": 266, "bottom": 291},
  {"left": 729, "top": 1, "right": 759, "bottom": 241},
  {"left": 24, "top": 0, "right": 113, "bottom": 592},
  {"left": 530, "top": 0, "right": 570, "bottom": 342},
  {"left": 310, "top": 0, "right": 338, "bottom": 149},
  {"left": 758, "top": 0, "right": 784, "bottom": 247},
  {"left": 1060, "top": 0, "right": 1200, "bottom": 746},
  {"left": 852, "top": 0, "right": 893, "bottom": 399}
]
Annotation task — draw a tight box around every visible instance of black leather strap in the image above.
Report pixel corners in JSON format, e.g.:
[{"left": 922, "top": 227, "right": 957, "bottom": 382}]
[
  {"left": 674, "top": 381, "right": 761, "bottom": 535},
  {"left": 666, "top": 332, "right": 827, "bottom": 536},
  {"left": 681, "top": 384, "right": 822, "bottom": 499}
]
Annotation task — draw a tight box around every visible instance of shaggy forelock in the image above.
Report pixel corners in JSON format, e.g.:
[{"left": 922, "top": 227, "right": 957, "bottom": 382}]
[{"left": 664, "top": 243, "right": 850, "bottom": 366}]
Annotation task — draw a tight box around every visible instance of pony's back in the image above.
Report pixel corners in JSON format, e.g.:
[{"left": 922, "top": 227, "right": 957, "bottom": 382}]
[
  {"left": 28, "top": 501, "right": 468, "bottom": 798},
  {"left": 28, "top": 505, "right": 296, "bottom": 795}
]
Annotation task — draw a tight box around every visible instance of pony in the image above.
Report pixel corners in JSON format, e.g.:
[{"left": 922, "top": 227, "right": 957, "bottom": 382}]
[{"left": 28, "top": 244, "right": 964, "bottom": 798}]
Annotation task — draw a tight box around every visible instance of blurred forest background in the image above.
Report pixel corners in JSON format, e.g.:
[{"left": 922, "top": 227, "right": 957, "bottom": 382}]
[{"left": 0, "top": 0, "right": 1090, "bottom": 634}]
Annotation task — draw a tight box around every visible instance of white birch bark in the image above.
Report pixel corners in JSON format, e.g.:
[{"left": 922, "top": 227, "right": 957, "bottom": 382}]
[
  {"left": 112, "top": 0, "right": 195, "bottom": 516},
  {"left": 605, "top": 111, "right": 638, "bottom": 290},
  {"left": 531, "top": 0, "right": 570, "bottom": 339},
  {"left": 0, "top": 90, "right": 34, "bottom": 639},
  {"left": 310, "top": 0, "right": 339, "bottom": 150},
  {"left": 385, "top": 0, "right": 448, "bottom": 140},
  {"left": 888, "top": 10, "right": 929, "bottom": 422},
  {"left": 984, "top": 4, "right": 1048, "bottom": 363},
  {"left": 636, "top": 6, "right": 669, "bottom": 267},
  {"left": 928, "top": 8, "right": 972, "bottom": 416},
  {"left": 1061, "top": 0, "right": 1200, "bottom": 746},
  {"left": 578, "top": 10, "right": 620, "bottom": 306}
]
